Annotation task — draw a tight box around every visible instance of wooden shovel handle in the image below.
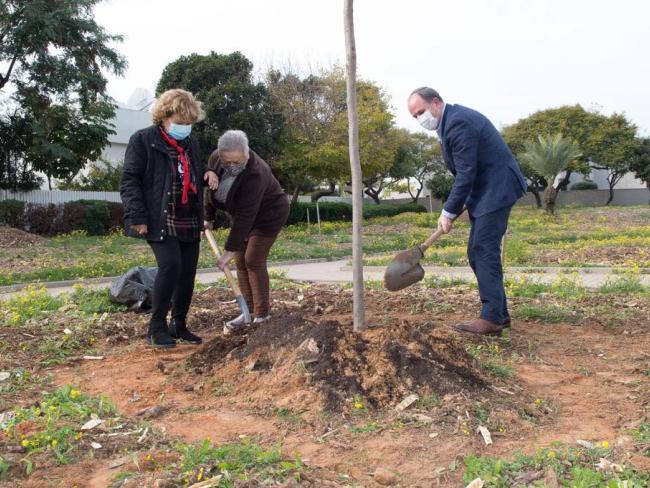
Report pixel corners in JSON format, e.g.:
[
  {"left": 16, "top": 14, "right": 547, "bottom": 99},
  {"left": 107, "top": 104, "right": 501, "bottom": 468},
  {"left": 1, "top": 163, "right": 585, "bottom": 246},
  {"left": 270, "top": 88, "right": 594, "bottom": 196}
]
[
  {"left": 419, "top": 228, "right": 445, "bottom": 253},
  {"left": 204, "top": 230, "right": 243, "bottom": 297},
  {"left": 419, "top": 209, "right": 466, "bottom": 253}
]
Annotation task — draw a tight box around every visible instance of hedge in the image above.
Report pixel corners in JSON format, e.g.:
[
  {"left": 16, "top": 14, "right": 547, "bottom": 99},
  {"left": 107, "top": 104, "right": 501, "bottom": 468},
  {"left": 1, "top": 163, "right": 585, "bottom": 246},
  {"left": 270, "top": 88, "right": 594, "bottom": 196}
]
[
  {"left": 0, "top": 198, "right": 428, "bottom": 236},
  {"left": 570, "top": 180, "right": 598, "bottom": 191},
  {"left": 0, "top": 199, "right": 123, "bottom": 236},
  {"left": 0, "top": 199, "right": 25, "bottom": 227},
  {"left": 286, "top": 201, "right": 426, "bottom": 225}
]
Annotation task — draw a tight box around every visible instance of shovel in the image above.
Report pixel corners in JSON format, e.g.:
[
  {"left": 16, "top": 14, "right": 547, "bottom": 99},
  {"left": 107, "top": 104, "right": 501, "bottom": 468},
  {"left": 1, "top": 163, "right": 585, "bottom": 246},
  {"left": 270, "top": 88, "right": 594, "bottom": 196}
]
[
  {"left": 384, "top": 227, "right": 447, "bottom": 291},
  {"left": 204, "top": 230, "right": 251, "bottom": 324}
]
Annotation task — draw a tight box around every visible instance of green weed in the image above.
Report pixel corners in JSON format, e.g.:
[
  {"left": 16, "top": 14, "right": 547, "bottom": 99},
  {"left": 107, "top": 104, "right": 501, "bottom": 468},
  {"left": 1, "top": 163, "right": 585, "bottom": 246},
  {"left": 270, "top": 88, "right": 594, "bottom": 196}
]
[
  {"left": 513, "top": 304, "right": 582, "bottom": 323},
  {"left": 463, "top": 446, "right": 649, "bottom": 487},
  {"left": 173, "top": 438, "right": 303, "bottom": 486},
  {"left": 2, "top": 386, "right": 116, "bottom": 471},
  {"left": 465, "top": 342, "right": 514, "bottom": 379},
  {"left": 349, "top": 422, "right": 381, "bottom": 434},
  {"left": 598, "top": 276, "right": 647, "bottom": 294},
  {"left": 0, "top": 285, "right": 64, "bottom": 326},
  {"left": 415, "top": 394, "right": 442, "bottom": 410}
]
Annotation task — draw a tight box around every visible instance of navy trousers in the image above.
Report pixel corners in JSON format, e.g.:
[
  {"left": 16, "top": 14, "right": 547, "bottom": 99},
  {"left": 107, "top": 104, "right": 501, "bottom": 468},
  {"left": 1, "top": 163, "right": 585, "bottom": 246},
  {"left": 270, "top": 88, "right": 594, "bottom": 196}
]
[{"left": 467, "top": 206, "right": 511, "bottom": 324}]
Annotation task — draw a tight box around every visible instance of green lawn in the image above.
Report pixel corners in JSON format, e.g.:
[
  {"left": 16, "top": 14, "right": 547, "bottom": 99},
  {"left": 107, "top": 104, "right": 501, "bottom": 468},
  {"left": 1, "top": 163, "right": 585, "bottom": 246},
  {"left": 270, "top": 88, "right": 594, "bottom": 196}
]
[{"left": 0, "top": 205, "right": 648, "bottom": 285}]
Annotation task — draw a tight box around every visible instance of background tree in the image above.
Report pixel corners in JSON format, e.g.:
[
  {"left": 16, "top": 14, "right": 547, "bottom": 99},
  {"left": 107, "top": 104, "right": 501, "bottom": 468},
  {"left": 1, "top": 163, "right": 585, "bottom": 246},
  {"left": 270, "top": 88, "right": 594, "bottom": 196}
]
[
  {"left": 519, "top": 133, "right": 581, "bottom": 214},
  {"left": 0, "top": 111, "right": 41, "bottom": 191},
  {"left": 157, "top": 51, "right": 284, "bottom": 161},
  {"left": 267, "top": 65, "right": 397, "bottom": 202},
  {"left": 361, "top": 127, "right": 404, "bottom": 204},
  {"left": 586, "top": 113, "right": 640, "bottom": 205},
  {"left": 0, "top": 0, "right": 126, "bottom": 190},
  {"left": 629, "top": 137, "right": 650, "bottom": 204},
  {"left": 59, "top": 160, "right": 122, "bottom": 191},
  {"left": 266, "top": 69, "right": 329, "bottom": 203},
  {"left": 426, "top": 165, "right": 455, "bottom": 203},
  {"left": 502, "top": 105, "right": 642, "bottom": 206},
  {"left": 311, "top": 68, "right": 397, "bottom": 201},
  {"left": 391, "top": 132, "right": 442, "bottom": 203}
]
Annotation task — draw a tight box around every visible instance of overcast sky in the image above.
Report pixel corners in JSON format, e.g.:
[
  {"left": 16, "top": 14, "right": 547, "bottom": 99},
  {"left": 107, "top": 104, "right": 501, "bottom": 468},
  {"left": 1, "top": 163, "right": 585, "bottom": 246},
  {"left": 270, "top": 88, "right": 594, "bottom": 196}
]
[{"left": 95, "top": 0, "right": 650, "bottom": 136}]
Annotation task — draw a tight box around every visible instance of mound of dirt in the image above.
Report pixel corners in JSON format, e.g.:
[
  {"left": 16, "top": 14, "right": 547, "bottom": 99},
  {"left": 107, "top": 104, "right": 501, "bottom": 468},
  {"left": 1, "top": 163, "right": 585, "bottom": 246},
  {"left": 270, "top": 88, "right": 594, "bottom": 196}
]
[
  {"left": 187, "top": 287, "right": 493, "bottom": 413},
  {"left": 0, "top": 225, "right": 43, "bottom": 248}
]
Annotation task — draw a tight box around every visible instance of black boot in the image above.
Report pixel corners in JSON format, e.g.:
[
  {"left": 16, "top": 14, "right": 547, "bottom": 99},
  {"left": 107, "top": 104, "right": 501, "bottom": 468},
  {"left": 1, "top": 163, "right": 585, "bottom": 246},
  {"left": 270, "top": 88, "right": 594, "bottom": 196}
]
[
  {"left": 147, "top": 321, "right": 176, "bottom": 349},
  {"left": 169, "top": 319, "right": 203, "bottom": 344}
]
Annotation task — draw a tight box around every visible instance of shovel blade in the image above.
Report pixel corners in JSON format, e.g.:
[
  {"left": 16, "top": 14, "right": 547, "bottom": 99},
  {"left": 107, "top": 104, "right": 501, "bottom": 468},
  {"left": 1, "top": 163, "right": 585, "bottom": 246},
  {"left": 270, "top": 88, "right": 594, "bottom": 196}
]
[
  {"left": 384, "top": 247, "right": 426, "bottom": 291},
  {"left": 235, "top": 295, "right": 252, "bottom": 324}
]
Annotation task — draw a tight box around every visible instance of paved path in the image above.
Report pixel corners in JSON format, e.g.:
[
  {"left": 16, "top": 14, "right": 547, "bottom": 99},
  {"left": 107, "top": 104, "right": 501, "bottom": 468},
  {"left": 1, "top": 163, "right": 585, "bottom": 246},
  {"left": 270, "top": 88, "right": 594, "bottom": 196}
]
[{"left": 1, "top": 259, "right": 647, "bottom": 300}]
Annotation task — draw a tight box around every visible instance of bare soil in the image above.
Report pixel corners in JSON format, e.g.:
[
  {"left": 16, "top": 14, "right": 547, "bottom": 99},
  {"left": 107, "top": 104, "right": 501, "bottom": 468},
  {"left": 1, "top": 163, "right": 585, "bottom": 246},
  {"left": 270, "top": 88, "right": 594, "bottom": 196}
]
[
  {"left": 0, "top": 226, "right": 42, "bottom": 248},
  {"left": 2, "top": 284, "right": 649, "bottom": 487}
]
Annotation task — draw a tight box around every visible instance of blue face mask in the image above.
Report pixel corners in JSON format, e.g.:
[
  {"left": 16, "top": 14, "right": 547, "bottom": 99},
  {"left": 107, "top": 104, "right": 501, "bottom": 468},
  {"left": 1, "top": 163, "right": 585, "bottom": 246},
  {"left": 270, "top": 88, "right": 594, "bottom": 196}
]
[{"left": 167, "top": 123, "right": 192, "bottom": 140}]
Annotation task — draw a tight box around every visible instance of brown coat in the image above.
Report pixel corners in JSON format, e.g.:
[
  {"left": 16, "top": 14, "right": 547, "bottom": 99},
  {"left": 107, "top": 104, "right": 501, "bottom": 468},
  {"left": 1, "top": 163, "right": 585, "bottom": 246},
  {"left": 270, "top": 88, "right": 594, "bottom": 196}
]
[{"left": 204, "top": 150, "right": 289, "bottom": 252}]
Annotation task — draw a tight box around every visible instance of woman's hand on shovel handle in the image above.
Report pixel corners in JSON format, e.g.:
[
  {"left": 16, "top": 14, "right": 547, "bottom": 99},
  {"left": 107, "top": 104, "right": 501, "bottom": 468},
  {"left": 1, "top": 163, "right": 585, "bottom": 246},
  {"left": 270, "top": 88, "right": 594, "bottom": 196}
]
[
  {"left": 131, "top": 224, "right": 148, "bottom": 236},
  {"left": 217, "top": 250, "right": 234, "bottom": 271},
  {"left": 437, "top": 214, "right": 453, "bottom": 234}
]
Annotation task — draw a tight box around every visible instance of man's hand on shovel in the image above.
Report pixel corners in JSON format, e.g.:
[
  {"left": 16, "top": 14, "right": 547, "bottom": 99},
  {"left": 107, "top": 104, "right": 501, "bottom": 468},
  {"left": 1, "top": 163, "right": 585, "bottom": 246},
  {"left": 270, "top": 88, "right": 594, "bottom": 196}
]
[{"left": 437, "top": 213, "right": 453, "bottom": 234}]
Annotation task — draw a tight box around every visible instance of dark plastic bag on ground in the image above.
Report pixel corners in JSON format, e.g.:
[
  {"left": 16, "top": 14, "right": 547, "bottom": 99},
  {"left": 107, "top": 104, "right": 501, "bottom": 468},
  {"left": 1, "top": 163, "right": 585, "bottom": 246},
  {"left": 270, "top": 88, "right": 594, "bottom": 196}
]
[{"left": 109, "top": 266, "right": 157, "bottom": 312}]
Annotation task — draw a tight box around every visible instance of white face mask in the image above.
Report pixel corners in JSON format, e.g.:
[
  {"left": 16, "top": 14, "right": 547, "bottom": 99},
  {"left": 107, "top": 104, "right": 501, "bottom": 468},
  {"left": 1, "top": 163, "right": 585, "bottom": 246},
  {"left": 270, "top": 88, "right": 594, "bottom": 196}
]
[{"left": 417, "top": 109, "right": 439, "bottom": 131}]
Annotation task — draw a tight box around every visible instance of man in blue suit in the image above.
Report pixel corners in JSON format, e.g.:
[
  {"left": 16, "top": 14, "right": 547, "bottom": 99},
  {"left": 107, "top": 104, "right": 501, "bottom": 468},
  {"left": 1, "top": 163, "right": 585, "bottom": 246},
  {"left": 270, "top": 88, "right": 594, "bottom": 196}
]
[{"left": 408, "top": 87, "right": 527, "bottom": 336}]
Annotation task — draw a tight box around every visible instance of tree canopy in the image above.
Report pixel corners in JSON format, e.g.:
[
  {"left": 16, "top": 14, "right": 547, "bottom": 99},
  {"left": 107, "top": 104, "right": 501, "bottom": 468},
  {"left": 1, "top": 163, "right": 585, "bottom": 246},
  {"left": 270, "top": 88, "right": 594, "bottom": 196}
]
[
  {"left": 502, "top": 105, "right": 645, "bottom": 205},
  {"left": 157, "top": 51, "right": 283, "bottom": 161},
  {"left": 0, "top": 0, "right": 126, "bottom": 190}
]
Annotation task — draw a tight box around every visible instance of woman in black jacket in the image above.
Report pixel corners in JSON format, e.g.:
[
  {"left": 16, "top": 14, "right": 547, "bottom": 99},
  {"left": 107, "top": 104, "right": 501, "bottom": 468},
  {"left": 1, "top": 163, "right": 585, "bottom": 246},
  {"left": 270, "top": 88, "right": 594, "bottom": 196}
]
[{"left": 120, "top": 89, "right": 218, "bottom": 348}]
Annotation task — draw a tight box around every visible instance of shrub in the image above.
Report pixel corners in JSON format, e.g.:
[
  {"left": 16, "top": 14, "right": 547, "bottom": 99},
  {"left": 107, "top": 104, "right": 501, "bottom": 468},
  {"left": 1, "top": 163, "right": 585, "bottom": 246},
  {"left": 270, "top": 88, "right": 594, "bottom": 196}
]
[
  {"left": 106, "top": 202, "right": 124, "bottom": 231},
  {"left": 427, "top": 171, "right": 454, "bottom": 202},
  {"left": 78, "top": 200, "right": 110, "bottom": 235},
  {"left": 57, "top": 202, "right": 87, "bottom": 235},
  {"left": 570, "top": 180, "right": 598, "bottom": 190},
  {"left": 24, "top": 203, "right": 59, "bottom": 235},
  {"left": 14, "top": 200, "right": 125, "bottom": 236},
  {"left": 363, "top": 202, "right": 426, "bottom": 218},
  {"left": 0, "top": 199, "right": 25, "bottom": 227},
  {"left": 287, "top": 202, "right": 353, "bottom": 225},
  {"left": 286, "top": 201, "right": 427, "bottom": 224}
]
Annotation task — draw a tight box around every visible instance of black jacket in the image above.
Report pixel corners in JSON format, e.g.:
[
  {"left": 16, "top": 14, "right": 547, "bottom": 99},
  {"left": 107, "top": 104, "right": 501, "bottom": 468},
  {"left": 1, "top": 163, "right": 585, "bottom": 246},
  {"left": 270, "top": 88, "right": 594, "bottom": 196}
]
[{"left": 120, "top": 125, "right": 211, "bottom": 241}]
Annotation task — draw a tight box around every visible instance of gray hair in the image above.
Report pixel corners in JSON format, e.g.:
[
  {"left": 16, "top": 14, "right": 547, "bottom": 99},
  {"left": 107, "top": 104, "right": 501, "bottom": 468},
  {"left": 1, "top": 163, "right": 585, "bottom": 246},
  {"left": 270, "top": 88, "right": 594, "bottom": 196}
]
[
  {"left": 217, "top": 130, "right": 250, "bottom": 158},
  {"left": 409, "top": 86, "right": 443, "bottom": 103}
]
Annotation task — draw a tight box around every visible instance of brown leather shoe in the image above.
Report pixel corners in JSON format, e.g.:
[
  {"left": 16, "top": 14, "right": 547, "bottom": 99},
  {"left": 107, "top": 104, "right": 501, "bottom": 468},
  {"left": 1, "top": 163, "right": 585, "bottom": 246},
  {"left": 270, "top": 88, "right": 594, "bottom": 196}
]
[
  {"left": 454, "top": 318, "right": 505, "bottom": 336},
  {"left": 502, "top": 317, "right": 511, "bottom": 328}
]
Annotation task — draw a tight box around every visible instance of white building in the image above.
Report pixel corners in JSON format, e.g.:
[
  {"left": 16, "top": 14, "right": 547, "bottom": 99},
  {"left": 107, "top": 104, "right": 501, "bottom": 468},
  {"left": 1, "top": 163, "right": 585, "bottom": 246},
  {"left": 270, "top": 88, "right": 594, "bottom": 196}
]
[
  {"left": 99, "top": 89, "right": 155, "bottom": 166},
  {"left": 567, "top": 167, "right": 646, "bottom": 190}
]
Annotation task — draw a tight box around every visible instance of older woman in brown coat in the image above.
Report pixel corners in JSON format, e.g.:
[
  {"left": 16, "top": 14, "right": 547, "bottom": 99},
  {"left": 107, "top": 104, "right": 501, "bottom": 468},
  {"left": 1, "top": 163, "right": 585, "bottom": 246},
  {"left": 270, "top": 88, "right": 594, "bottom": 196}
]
[{"left": 204, "top": 130, "right": 289, "bottom": 334}]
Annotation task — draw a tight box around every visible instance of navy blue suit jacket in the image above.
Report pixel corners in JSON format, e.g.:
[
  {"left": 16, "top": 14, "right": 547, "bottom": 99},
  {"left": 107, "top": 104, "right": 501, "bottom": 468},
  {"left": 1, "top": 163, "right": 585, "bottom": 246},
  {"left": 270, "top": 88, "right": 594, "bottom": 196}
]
[{"left": 439, "top": 104, "right": 527, "bottom": 218}]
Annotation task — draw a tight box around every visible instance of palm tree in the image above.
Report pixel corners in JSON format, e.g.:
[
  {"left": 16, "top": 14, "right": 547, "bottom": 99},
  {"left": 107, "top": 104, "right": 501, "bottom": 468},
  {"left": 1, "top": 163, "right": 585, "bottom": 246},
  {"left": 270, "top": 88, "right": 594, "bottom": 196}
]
[{"left": 519, "top": 133, "right": 582, "bottom": 214}]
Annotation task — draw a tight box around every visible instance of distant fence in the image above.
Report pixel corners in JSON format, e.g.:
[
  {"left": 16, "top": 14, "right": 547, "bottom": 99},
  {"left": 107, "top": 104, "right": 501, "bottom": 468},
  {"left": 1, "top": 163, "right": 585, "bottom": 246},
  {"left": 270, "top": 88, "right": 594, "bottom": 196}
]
[{"left": 0, "top": 190, "right": 122, "bottom": 205}]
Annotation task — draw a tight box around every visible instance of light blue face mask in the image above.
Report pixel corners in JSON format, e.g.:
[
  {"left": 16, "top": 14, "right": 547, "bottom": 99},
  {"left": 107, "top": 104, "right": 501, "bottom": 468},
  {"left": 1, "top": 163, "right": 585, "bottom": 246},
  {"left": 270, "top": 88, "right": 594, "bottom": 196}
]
[{"left": 167, "top": 123, "right": 192, "bottom": 140}]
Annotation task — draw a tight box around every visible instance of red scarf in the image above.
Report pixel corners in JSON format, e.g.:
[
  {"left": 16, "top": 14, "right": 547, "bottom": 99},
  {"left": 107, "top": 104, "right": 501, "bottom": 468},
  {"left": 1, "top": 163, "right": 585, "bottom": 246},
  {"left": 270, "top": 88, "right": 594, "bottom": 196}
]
[{"left": 159, "top": 128, "right": 197, "bottom": 204}]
